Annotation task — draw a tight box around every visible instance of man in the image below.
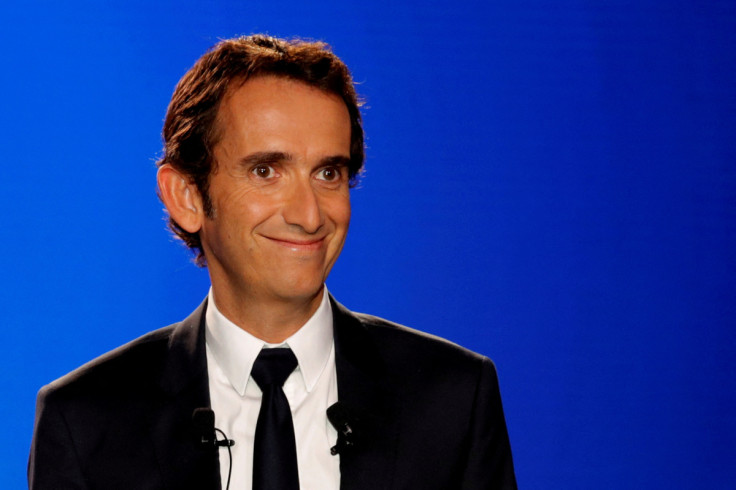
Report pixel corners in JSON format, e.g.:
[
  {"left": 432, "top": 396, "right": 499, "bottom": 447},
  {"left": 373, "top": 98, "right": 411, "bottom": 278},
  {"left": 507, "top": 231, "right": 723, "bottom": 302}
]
[{"left": 29, "top": 35, "right": 516, "bottom": 489}]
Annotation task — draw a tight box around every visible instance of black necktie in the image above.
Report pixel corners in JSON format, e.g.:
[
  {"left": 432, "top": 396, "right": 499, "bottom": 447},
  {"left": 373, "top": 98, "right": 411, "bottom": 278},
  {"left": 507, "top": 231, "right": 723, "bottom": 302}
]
[{"left": 251, "top": 348, "right": 300, "bottom": 490}]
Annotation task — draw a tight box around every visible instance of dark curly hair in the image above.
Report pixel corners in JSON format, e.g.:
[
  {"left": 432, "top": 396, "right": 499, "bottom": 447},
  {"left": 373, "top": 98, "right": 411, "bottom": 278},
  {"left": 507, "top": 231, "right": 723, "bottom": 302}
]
[{"left": 157, "top": 35, "right": 364, "bottom": 266}]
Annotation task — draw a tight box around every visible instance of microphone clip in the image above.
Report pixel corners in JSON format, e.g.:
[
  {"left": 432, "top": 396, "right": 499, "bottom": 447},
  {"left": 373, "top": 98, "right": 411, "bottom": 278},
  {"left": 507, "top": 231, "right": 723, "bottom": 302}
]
[
  {"left": 327, "top": 402, "right": 361, "bottom": 455},
  {"left": 330, "top": 421, "right": 355, "bottom": 455},
  {"left": 215, "top": 431, "right": 236, "bottom": 447}
]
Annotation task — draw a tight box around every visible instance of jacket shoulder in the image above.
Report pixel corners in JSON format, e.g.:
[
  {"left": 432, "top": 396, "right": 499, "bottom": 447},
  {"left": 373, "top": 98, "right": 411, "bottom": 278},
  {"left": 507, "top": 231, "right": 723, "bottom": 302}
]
[
  {"left": 38, "top": 324, "right": 178, "bottom": 403},
  {"left": 346, "top": 310, "right": 497, "bottom": 393},
  {"left": 353, "top": 311, "right": 490, "bottom": 363}
]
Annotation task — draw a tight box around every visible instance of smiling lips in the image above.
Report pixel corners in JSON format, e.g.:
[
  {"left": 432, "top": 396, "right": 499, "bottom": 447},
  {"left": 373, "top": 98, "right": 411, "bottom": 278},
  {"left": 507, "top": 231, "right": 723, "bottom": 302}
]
[{"left": 264, "top": 236, "right": 326, "bottom": 251}]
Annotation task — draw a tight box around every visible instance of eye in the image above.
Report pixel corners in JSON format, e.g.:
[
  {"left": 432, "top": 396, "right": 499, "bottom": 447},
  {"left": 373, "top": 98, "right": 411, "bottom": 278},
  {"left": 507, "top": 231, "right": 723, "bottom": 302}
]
[
  {"left": 316, "top": 166, "right": 342, "bottom": 182},
  {"left": 252, "top": 165, "right": 275, "bottom": 178}
]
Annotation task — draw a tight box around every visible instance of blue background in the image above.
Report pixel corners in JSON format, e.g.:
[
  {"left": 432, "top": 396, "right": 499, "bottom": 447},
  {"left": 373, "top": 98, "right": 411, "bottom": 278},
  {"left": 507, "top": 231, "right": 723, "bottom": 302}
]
[{"left": 3, "top": 0, "right": 735, "bottom": 488}]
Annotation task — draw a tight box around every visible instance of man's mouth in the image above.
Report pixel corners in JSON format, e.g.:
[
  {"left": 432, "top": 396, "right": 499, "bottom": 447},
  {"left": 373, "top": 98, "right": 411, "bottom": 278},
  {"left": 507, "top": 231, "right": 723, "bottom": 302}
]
[{"left": 263, "top": 236, "right": 325, "bottom": 251}]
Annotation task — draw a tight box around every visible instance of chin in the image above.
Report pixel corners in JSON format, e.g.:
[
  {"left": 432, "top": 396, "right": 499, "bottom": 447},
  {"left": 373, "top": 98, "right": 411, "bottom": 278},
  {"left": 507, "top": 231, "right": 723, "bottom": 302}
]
[{"left": 275, "top": 278, "right": 325, "bottom": 302}]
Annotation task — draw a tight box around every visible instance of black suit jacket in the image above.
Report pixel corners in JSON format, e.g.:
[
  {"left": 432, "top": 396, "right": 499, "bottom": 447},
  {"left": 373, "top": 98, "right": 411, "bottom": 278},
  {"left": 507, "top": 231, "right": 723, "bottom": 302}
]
[{"left": 29, "top": 297, "right": 516, "bottom": 489}]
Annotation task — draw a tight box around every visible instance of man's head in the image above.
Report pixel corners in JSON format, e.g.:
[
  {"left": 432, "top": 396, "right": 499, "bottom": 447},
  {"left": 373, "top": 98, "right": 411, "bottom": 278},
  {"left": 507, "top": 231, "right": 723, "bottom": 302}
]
[{"left": 156, "top": 35, "right": 364, "bottom": 266}]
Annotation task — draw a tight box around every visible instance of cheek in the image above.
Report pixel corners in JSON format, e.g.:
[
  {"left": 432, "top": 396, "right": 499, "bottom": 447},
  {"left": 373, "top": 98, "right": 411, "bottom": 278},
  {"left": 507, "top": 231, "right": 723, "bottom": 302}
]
[
  {"left": 330, "top": 195, "right": 351, "bottom": 230},
  {"left": 219, "top": 188, "right": 282, "bottom": 230}
]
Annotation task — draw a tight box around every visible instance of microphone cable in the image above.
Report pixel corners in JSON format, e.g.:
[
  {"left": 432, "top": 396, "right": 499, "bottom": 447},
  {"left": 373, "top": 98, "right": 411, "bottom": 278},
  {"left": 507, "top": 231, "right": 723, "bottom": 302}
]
[{"left": 215, "top": 428, "right": 234, "bottom": 490}]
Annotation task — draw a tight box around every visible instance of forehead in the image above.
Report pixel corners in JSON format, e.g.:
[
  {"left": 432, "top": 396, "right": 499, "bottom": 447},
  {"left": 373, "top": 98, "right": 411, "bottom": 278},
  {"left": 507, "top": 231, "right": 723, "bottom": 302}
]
[
  {"left": 218, "top": 75, "right": 349, "bottom": 129},
  {"left": 211, "top": 76, "right": 352, "bottom": 167}
]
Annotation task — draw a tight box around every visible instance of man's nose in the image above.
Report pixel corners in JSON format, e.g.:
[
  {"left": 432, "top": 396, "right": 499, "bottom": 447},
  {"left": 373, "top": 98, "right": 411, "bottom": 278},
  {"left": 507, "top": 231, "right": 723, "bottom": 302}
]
[{"left": 282, "top": 178, "right": 324, "bottom": 233}]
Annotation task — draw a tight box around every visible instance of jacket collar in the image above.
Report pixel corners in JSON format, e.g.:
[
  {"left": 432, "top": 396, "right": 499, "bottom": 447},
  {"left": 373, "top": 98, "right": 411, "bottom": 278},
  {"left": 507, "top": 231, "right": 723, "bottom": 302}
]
[
  {"left": 150, "top": 298, "right": 222, "bottom": 489},
  {"left": 331, "top": 296, "right": 400, "bottom": 490},
  {"left": 159, "top": 298, "right": 210, "bottom": 398}
]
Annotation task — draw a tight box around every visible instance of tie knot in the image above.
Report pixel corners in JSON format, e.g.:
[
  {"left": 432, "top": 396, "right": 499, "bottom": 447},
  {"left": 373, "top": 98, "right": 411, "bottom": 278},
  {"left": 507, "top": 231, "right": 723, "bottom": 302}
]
[{"left": 251, "top": 347, "right": 298, "bottom": 390}]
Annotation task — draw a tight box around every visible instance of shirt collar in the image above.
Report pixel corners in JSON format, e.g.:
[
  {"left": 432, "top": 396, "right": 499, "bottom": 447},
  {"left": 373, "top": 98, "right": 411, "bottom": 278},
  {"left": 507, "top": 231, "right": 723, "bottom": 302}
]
[{"left": 205, "top": 287, "right": 334, "bottom": 396}]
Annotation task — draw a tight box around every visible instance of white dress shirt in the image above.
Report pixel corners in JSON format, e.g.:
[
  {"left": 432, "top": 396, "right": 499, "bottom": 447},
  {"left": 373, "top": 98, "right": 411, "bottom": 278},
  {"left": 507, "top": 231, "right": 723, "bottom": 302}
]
[{"left": 205, "top": 287, "right": 340, "bottom": 490}]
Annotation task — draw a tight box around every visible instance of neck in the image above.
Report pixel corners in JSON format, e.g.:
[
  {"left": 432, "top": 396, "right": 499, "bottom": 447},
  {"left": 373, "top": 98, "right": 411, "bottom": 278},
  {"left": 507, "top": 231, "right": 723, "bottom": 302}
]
[{"left": 210, "top": 285, "right": 324, "bottom": 344}]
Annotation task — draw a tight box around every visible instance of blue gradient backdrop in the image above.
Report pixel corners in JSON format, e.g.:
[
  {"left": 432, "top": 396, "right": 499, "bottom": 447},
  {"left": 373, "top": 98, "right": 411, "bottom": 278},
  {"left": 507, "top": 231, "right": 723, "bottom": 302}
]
[{"left": 3, "top": 1, "right": 735, "bottom": 488}]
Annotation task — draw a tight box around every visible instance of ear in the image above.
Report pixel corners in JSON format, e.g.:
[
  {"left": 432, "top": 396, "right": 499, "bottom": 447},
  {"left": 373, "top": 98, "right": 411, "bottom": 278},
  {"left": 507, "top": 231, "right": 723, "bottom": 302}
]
[{"left": 157, "top": 164, "right": 205, "bottom": 234}]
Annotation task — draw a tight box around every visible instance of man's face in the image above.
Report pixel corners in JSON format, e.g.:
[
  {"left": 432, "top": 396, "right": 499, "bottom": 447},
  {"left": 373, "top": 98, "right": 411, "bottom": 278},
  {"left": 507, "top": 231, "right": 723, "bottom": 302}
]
[{"left": 199, "top": 76, "right": 352, "bottom": 306}]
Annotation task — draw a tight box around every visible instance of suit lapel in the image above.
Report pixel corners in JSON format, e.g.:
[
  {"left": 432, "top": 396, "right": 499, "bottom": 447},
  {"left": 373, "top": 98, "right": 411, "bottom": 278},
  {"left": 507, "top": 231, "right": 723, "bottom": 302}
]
[
  {"left": 148, "top": 299, "right": 222, "bottom": 490},
  {"left": 332, "top": 297, "right": 400, "bottom": 490}
]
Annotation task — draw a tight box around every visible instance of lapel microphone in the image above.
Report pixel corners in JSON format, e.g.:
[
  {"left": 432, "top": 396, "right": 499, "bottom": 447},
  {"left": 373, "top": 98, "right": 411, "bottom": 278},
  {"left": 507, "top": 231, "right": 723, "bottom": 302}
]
[
  {"left": 327, "top": 402, "right": 359, "bottom": 455},
  {"left": 192, "top": 408, "right": 235, "bottom": 490},
  {"left": 191, "top": 408, "right": 235, "bottom": 448}
]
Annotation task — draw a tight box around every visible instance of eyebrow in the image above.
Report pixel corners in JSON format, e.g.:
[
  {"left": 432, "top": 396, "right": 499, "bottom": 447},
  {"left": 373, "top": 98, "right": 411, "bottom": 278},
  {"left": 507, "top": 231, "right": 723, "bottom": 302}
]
[
  {"left": 238, "top": 151, "right": 292, "bottom": 167},
  {"left": 320, "top": 155, "right": 351, "bottom": 168},
  {"left": 238, "top": 152, "right": 351, "bottom": 168}
]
